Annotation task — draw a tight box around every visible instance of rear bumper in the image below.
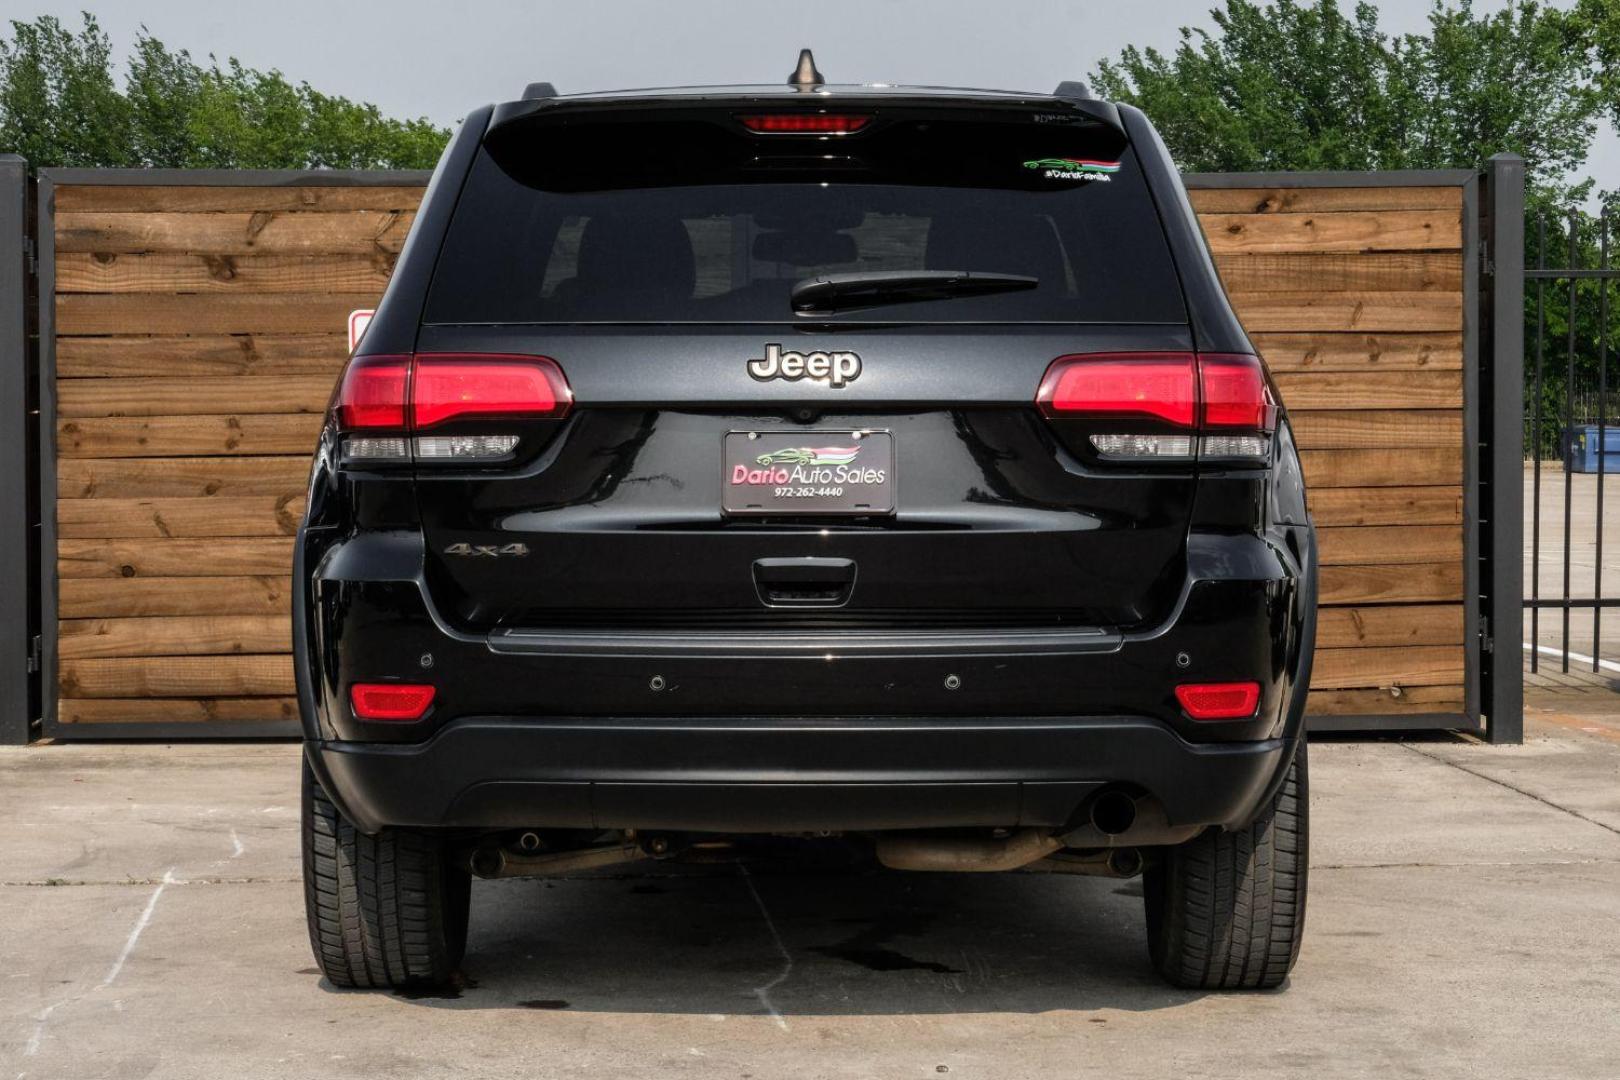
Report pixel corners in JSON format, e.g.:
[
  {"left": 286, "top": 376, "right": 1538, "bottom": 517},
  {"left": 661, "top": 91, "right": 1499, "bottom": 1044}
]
[{"left": 309, "top": 715, "right": 1292, "bottom": 835}]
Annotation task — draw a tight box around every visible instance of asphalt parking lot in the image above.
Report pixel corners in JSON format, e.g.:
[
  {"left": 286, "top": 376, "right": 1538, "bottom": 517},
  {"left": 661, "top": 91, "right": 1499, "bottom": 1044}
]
[{"left": 4, "top": 704, "right": 1620, "bottom": 1080}]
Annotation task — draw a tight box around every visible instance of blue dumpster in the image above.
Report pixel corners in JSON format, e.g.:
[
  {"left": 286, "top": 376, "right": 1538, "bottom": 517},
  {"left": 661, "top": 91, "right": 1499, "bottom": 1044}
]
[{"left": 1565, "top": 424, "right": 1620, "bottom": 473}]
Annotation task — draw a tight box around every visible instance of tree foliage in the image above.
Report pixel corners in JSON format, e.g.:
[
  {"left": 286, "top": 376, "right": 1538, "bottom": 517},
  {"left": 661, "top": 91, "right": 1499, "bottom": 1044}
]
[
  {"left": 0, "top": 14, "right": 448, "bottom": 169},
  {"left": 1092, "top": 0, "right": 1607, "bottom": 200}
]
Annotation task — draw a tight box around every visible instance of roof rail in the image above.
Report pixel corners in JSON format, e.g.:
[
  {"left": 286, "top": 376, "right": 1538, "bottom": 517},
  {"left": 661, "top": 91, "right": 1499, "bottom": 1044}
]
[
  {"left": 1053, "top": 80, "right": 1091, "bottom": 100},
  {"left": 522, "top": 81, "right": 559, "bottom": 100}
]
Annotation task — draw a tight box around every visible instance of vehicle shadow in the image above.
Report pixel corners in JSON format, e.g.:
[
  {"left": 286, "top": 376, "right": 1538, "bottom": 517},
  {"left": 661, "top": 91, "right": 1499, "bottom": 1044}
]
[{"left": 340, "top": 847, "right": 1221, "bottom": 1016}]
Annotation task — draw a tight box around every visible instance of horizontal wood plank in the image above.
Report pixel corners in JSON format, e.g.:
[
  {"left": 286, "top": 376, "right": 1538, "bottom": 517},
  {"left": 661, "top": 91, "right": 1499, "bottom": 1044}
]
[
  {"left": 60, "top": 576, "right": 291, "bottom": 618},
  {"left": 58, "top": 414, "right": 324, "bottom": 457},
  {"left": 59, "top": 616, "right": 292, "bottom": 659},
  {"left": 54, "top": 184, "right": 424, "bottom": 213},
  {"left": 58, "top": 495, "right": 305, "bottom": 538},
  {"left": 1289, "top": 410, "right": 1461, "bottom": 450},
  {"left": 1214, "top": 252, "right": 1463, "bottom": 294},
  {"left": 59, "top": 538, "right": 294, "bottom": 578},
  {"left": 1316, "top": 525, "right": 1463, "bottom": 566},
  {"left": 1319, "top": 562, "right": 1464, "bottom": 605},
  {"left": 1275, "top": 370, "right": 1462, "bottom": 410},
  {"left": 56, "top": 252, "right": 398, "bottom": 294},
  {"left": 1309, "top": 645, "right": 1465, "bottom": 690},
  {"left": 1307, "top": 486, "right": 1463, "bottom": 526},
  {"left": 1253, "top": 332, "right": 1462, "bottom": 372},
  {"left": 57, "top": 334, "right": 349, "bottom": 378},
  {"left": 57, "top": 697, "right": 299, "bottom": 724},
  {"left": 58, "top": 456, "right": 309, "bottom": 498},
  {"left": 1300, "top": 447, "right": 1462, "bottom": 488},
  {"left": 55, "top": 210, "right": 415, "bottom": 255},
  {"left": 1227, "top": 291, "right": 1460, "bottom": 333},
  {"left": 1187, "top": 186, "right": 1464, "bottom": 215},
  {"left": 1316, "top": 604, "right": 1464, "bottom": 649},
  {"left": 58, "top": 292, "right": 380, "bottom": 335},
  {"left": 58, "top": 376, "right": 333, "bottom": 417},
  {"left": 1306, "top": 685, "right": 1466, "bottom": 716},
  {"left": 60, "top": 655, "right": 294, "bottom": 698},
  {"left": 1198, "top": 210, "right": 1461, "bottom": 254}
]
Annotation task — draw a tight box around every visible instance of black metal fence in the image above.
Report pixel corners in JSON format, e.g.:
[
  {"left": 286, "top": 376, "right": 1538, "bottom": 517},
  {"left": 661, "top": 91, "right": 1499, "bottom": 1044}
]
[
  {"left": 0, "top": 154, "right": 40, "bottom": 744},
  {"left": 1525, "top": 193, "right": 1618, "bottom": 677}
]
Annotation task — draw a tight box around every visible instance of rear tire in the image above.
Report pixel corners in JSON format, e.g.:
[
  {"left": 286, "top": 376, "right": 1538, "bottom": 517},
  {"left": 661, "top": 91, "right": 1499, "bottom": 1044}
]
[
  {"left": 1143, "top": 740, "right": 1308, "bottom": 990},
  {"left": 301, "top": 759, "right": 471, "bottom": 989}
]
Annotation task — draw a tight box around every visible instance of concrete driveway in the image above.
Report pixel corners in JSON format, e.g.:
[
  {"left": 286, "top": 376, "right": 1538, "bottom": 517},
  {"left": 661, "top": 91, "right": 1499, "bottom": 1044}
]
[{"left": 4, "top": 709, "right": 1620, "bottom": 1079}]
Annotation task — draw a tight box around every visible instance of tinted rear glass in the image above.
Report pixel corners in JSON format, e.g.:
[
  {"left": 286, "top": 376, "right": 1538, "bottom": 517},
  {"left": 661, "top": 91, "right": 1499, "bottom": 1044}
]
[{"left": 425, "top": 106, "right": 1186, "bottom": 325}]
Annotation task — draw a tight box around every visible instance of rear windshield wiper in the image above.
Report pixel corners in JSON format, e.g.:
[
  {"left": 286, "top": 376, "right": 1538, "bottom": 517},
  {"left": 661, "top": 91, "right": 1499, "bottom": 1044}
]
[{"left": 790, "top": 270, "right": 1039, "bottom": 315}]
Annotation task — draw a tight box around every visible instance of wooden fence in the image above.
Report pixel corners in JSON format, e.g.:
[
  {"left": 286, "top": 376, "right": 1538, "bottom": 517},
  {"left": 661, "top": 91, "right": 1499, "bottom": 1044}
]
[{"left": 37, "top": 167, "right": 1481, "bottom": 736}]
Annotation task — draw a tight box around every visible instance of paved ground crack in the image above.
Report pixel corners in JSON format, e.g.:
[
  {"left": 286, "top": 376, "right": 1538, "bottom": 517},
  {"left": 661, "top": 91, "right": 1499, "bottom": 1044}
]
[{"left": 1401, "top": 743, "right": 1620, "bottom": 838}]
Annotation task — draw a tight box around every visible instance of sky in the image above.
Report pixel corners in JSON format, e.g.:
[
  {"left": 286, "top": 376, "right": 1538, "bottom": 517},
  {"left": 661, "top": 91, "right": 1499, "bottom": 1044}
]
[{"left": 3, "top": 0, "right": 1616, "bottom": 192}]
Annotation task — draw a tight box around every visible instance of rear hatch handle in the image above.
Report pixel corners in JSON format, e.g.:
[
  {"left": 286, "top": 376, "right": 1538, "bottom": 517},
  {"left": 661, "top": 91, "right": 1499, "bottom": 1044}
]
[{"left": 752, "top": 557, "right": 857, "bottom": 608}]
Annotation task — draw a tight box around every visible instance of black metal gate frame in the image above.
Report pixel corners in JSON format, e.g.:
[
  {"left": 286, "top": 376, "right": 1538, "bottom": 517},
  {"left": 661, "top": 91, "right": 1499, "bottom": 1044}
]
[
  {"left": 0, "top": 155, "right": 39, "bottom": 745},
  {"left": 33, "top": 168, "right": 430, "bottom": 741},
  {"left": 1186, "top": 162, "right": 1523, "bottom": 743},
  {"left": 10, "top": 163, "right": 1527, "bottom": 742}
]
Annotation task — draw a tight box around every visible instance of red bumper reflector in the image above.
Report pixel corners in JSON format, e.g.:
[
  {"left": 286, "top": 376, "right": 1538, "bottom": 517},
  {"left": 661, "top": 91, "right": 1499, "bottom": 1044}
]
[
  {"left": 350, "top": 683, "right": 436, "bottom": 721},
  {"left": 1175, "top": 681, "right": 1261, "bottom": 721},
  {"left": 739, "top": 113, "right": 871, "bottom": 133}
]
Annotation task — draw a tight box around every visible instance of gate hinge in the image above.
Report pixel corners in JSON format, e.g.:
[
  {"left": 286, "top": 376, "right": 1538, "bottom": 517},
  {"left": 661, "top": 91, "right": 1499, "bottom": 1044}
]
[
  {"left": 1479, "top": 237, "right": 1493, "bottom": 277},
  {"left": 21, "top": 234, "right": 36, "bottom": 276},
  {"left": 1479, "top": 615, "right": 1493, "bottom": 654},
  {"left": 26, "top": 634, "right": 40, "bottom": 674}
]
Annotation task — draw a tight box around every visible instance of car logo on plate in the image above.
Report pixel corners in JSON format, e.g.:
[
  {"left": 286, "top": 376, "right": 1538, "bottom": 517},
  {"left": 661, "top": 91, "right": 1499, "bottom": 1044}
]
[{"left": 747, "top": 343, "right": 861, "bottom": 388}]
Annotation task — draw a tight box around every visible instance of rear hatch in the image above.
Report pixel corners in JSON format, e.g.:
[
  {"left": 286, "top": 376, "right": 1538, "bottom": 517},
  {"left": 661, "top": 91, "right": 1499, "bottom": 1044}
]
[{"left": 380, "top": 98, "right": 1219, "bottom": 634}]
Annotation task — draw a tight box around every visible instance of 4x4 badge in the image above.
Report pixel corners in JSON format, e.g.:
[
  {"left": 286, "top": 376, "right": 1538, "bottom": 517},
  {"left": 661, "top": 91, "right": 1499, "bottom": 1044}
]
[{"left": 747, "top": 343, "right": 861, "bottom": 388}]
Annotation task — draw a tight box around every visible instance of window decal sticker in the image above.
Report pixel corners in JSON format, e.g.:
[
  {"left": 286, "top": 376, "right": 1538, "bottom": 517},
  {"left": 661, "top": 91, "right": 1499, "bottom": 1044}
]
[{"left": 1023, "top": 157, "right": 1120, "bottom": 181}]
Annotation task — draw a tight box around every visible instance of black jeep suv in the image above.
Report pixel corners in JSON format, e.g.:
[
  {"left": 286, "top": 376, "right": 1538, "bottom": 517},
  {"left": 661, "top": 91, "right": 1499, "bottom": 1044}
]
[{"left": 297, "top": 56, "right": 1315, "bottom": 993}]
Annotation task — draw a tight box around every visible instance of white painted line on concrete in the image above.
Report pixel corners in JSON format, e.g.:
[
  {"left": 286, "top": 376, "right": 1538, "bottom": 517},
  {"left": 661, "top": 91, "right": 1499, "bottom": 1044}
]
[
  {"left": 23, "top": 868, "right": 175, "bottom": 1057},
  {"left": 737, "top": 863, "right": 792, "bottom": 1031},
  {"left": 1523, "top": 641, "right": 1620, "bottom": 674}
]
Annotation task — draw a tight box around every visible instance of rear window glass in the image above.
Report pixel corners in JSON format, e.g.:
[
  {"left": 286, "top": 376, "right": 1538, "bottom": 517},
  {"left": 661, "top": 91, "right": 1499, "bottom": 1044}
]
[{"left": 424, "top": 108, "right": 1186, "bottom": 325}]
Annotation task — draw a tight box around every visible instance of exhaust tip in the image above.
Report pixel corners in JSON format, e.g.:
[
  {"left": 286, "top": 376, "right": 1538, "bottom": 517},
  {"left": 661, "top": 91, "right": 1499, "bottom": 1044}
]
[
  {"left": 1089, "top": 790, "right": 1138, "bottom": 836},
  {"left": 1106, "top": 847, "right": 1144, "bottom": 878}
]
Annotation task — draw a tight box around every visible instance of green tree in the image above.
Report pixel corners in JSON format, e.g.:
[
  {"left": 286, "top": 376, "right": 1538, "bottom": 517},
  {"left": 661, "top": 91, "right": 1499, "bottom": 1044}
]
[
  {"left": 1092, "top": 0, "right": 1603, "bottom": 199},
  {"left": 0, "top": 13, "right": 449, "bottom": 169},
  {"left": 0, "top": 14, "right": 131, "bottom": 166}
]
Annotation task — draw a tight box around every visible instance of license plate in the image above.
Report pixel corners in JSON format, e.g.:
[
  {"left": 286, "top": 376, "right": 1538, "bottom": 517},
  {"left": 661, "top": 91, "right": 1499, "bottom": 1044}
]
[{"left": 722, "top": 430, "right": 895, "bottom": 515}]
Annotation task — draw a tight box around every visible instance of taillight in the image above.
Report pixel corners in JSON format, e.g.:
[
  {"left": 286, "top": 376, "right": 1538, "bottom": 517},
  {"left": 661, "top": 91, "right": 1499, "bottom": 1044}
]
[
  {"left": 333, "top": 352, "right": 571, "bottom": 464},
  {"left": 412, "top": 355, "right": 571, "bottom": 428},
  {"left": 739, "top": 113, "right": 871, "bottom": 134},
  {"left": 350, "top": 682, "right": 436, "bottom": 721},
  {"left": 336, "top": 355, "right": 409, "bottom": 429},
  {"left": 1036, "top": 352, "right": 1275, "bottom": 463},
  {"left": 1036, "top": 354, "right": 1197, "bottom": 426},
  {"left": 1175, "top": 681, "right": 1261, "bottom": 721}
]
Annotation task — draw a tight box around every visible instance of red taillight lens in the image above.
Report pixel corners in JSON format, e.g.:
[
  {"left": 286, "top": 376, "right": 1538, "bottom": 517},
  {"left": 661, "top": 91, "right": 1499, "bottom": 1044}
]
[
  {"left": 1175, "top": 681, "right": 1261, "bottom": 721},
  {"left": 1200, "top": 353, "right": 1275, "bottom": 430},
  {"left": 412, "top": 354, "right": 572, "bottom": 428},
  {"left": 336, "top": 355, "right": 410, "bottom": 429},
  {"left": 333, "top": 353, "right": 572, "bottom": 432},
  {"left": 1036, "top": 353, "right": 1198, "bottom": 426},
  {"left": 739, "top": 113, "right": 871, "bottom": 133},
  {"left": 1035, "top": 352, "right": 1275, "bottom": 433},
  {"left": 350, "top": 683, "right": 436, "bottom": 721}
]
